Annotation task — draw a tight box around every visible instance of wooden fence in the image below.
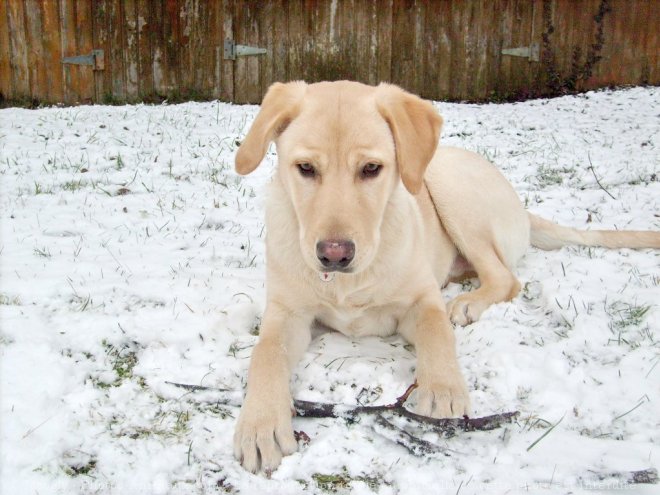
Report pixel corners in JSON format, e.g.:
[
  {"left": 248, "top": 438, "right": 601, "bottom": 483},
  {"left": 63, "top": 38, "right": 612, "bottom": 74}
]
[{"left": 1, "top": 0, "right": 658, "bottom": 105}]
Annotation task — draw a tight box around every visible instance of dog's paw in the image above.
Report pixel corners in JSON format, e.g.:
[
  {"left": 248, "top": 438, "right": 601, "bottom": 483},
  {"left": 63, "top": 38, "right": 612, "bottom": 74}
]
[
  {"left": 233, "top": 395, "right": 298, "bottom": 474},
  {"left": 415, "top": 372, "right": 470, "bottom": 418},
  {"left": 447, "top": 293, "right": 490, "bottom": 326}
]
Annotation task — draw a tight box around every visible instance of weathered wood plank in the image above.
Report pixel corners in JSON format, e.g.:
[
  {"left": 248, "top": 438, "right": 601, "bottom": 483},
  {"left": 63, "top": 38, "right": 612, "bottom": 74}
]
[
  {"left": 430, "top": 0, "right": 452, "bottom": 99},
  {"left": 157, "top": 0, "right": 180, "bottom": 97},
  {"left": 178, "top": 0, "right": 194, "bottom": 97},
  {"left": 307, "top": 0, "right": 326, "bottom": 81},
  {"left": 594, "top": 0, "right": 624, "bottom": 87},
  {"left": 136, "top": 0, "right": 155, "bottom": 99},
  {"left": 365, "top": 0, "right": 378, "bottom": 85},
  {"left": 92, "top": 0, "right": 111, "bottom": 102},
  {"left": 233, "top": 0, "right": 248, "bottom": 102},
  {"left": 0, "top": 0, "right": 12, "bottom": 100},
  {"left": 245, "top": 1, "right": 261, "bottom": 103},
  {"left": 647, "top": 0, "right": 659, "bottom": 83},
  {"left": 287, "top": 0, "right": 304, "bottom": 85},
  {"left": 192, "top": 0, "right": 211, "bottom": 96},
  {"left": 108, "top": 0, "right": 126, "bottom": 100},
  {"left": 506, "top": 0, "right": 530, "bottom": 96},
  {"left": 496, "top": 0, "right": 513, "bottom": 98},
  {"left": 625, "top": 0, "right": 646, "bottom": 84},
  {"left": 262, "top": 0, "right": 287, "bottom": 91},
  {"left": 471, "top": 0, "right": 490, "bottom": 100},
  {"left": 75, "top": 0, "right": 95, "bottom": 103},
  {"left": 208, "top": 0, "right": 221, "bottom": 98},
  {"left": 391, "top": 0, "right": 416, "bottom": 93},
  {"left": 355, "top": 0, "right": 371, "bottom": 85},
  {"left": 528, "top": 0, "right": 544, "bottom": 94},
  {"left": 60, "top": 0, "right": 80, "bottom": 103},
  {"left": 411, "top": 0, "right": 425, "bottom": 96},
  {"left": 220, "top": 0, "right": 234, "bottom": 101},
  {"left": 448, "top": 0, "right": 467, "bottom": 98},
  {"left": 376, "top": 0, "right": 393, "bottom": 84},
  {"left": 151, "top": 0, "right": 166, "bottom": 96},
  {"left": 256, "top": 0, "right": 270, "bottom": 95},
  {"left": 23, "top": 0, "right": 47, "bottom": 103},
  {"left": 123, "top": 0, "right": 139, "bottom": 100},
  {"left": 343, "top": 0, "right": 359, "bottom": 81},
  {"left": 7, "top": 0, "right": 30, "bottom": 98}
]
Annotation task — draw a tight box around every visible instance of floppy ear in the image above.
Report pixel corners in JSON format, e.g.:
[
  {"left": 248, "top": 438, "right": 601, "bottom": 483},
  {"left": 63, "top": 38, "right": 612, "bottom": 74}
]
[
  {"left": 235, "top": 81, "right": 307, "bottom": 175},
  {"left": 375, "top": 83, "right": 443, "bottom": 194}
]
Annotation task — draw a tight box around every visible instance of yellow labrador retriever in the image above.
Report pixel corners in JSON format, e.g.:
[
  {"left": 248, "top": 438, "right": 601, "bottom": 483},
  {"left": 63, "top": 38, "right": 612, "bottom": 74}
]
[{"left": 232, "top": 80, "right": 660, "bottom": 473}]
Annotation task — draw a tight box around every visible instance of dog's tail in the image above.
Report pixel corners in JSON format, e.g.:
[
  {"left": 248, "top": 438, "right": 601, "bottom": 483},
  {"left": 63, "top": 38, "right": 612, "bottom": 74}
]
[{"left": 528, "top": 213, "right": 660, "bottom": 250}]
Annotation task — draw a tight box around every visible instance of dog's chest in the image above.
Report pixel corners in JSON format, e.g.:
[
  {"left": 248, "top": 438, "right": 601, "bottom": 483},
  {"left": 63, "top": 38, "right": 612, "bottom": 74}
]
[{"left": 315, "top": 299, "right": 400, "bottom": 338}]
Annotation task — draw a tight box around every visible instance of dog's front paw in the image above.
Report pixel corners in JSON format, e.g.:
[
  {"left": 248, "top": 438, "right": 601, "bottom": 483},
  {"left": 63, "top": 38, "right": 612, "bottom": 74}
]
[
  {"left": 447, "top": 293, "right": 490, "bottom": 326},
  {"left": 233, "top": 394, "right": 298, "bottom": 474},
  {"left": 415, "top": 372, "right": 470, "bottom": 418}
]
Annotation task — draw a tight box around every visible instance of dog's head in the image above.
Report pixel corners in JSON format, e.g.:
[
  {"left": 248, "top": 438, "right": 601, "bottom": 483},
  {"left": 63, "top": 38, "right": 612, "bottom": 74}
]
[{"left": 235, "top": 81, "right": 442, "bottom": 274}]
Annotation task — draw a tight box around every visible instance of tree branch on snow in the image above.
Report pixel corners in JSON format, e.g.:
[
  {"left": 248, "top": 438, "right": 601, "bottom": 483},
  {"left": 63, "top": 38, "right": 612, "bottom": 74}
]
[{"left": 165, "top": 380, "right": 519, "bottom": 447}]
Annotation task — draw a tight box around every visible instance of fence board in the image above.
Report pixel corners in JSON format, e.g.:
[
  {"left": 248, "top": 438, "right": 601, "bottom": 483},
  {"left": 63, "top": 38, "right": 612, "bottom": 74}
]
[
  {"left": 287, "top": 0, "right": 304, "bottom": 89},
  {"left": 7, "top": 0, "right": 29, "bottom": 98},
  {"left": 391, "top": 0, "right": 415, "bottom": 94},
  {"left": 0, "top": 0, "right": 12, "bottom": 100},
  {"left": 123, "top": 0, "right": 139, "bottom": 99},
  {"left": 233, "top": 0, "right": 247, "bottom": 103},
  {"left": 151, "top": 0, "right": 165, "bottom": 96},
  {"left": 159, "top": 0, "right": 180, "bottom": 97},
  {"left": 60, "top": 0, "right": 80, "bottom": 103},
  {"left": 136, "top": 0, "right": 154, "bottom": 99},
  {"left": 259, "top": 0, "right": 287, "bottom": 96},
  {"left": 648, "top": 1, "right": 659, "bottom": 83},
  {"left": 220, "top": 0, "right": 234, "bottom": 101},
  {"left": 471, "top": 1, "right": 488, "bottom": 100},
  {"left": 506, "top": 0, "right": 531, "bottom": 96},
  {"left": 178, "top": 0, "right": 194, "bottom": 96},
  {"left": 75, "top": 0, "right": 95, "bottom": 102},
  {"left": 411, "top": 0, "right": 425, "bottom": 96},
  {"left": 245, "top": 1, "right": 261, "bottom": 103},
  {"left": 24, "top": 0, "right": 47, "bottom": 103},
  {"left": 375, "top": 0, "right": 392, "bottom": 85},
  {"left": 108, "top": 0, "right": 125, "bottom": 100},
  {"left": 343, "top": 0, "right": 362, "bottom": 83},
  {"left": 92, "top": 0, "right": 110, "bottom": 102},
  {"left": 192, "top": 0, "right": 211, "bottom": 95}
]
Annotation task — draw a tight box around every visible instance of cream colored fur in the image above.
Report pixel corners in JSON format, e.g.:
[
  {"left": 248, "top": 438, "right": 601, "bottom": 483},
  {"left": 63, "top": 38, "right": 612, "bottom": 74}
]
[{"left": 232, "top": 81, "right": 660, "bottom": 474}]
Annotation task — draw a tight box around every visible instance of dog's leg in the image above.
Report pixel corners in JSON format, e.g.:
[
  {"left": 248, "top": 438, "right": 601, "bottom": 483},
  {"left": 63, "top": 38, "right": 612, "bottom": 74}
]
[
  {"left": 398, "top": 293, "right": 470, "bottom": 417},
  {"left": 447, "top": 244, "right": 521, "bottom": 326},
  {"left": 233, "top": 304, "right": 312, "bottom": 474}
]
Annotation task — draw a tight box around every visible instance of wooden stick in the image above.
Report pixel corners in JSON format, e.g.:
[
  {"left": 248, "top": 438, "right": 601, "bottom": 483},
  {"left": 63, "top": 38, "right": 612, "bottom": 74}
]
[{"left": 165, "top": 380, "right": 519, "bottom": 438}]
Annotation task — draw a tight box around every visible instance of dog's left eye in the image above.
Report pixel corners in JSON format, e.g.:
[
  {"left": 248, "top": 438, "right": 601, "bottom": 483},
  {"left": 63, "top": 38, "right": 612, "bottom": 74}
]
[
  {"left": 297, "top": 162, "right": 317, "bottom": 178},
  {"left": 361, "top": 163, "right": 382, "bottom": 179}
]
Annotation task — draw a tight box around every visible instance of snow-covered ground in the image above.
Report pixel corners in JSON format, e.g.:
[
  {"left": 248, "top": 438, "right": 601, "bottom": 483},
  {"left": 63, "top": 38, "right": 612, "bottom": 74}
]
[{"left": 1, "top": 87, "right": 658, "bottom": 494}]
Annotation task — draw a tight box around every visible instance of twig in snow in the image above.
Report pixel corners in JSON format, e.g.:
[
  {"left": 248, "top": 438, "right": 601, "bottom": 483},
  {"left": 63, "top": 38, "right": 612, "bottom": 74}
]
[
  {"left": 370, "top": 415, "right": 450, "bottom": 456},
  {"left": 587, "top": 153, "right": 616, "bottom": 200}
]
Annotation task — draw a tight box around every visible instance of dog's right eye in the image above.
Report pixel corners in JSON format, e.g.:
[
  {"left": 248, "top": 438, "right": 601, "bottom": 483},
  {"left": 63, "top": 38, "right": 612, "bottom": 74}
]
[{"left": 297, "top": 163, "right": 317, "bottom": 178}]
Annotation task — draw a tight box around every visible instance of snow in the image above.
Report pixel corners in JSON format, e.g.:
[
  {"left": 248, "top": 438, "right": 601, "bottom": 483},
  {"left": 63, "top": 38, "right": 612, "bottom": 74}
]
[{"left": 1, "top": 87, "right": 658, "bottom": 494}]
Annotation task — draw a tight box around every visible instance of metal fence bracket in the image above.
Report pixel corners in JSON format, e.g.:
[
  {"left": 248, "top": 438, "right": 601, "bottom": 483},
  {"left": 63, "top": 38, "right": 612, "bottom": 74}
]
[
  {"left": 501, "top": 43, "right": 540, "bottom": 62},
  {"left": 224, "top": 39, "right": 267, "bottom": 60},
  {"left": 62, "top": 49, "right": 105, "bottom": 70}
]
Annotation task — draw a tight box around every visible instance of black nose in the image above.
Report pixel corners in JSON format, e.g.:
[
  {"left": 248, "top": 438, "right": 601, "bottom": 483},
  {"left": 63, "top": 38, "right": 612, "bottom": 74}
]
[{"left": 316, "top": 239, "right": 355, "bottom": 270}]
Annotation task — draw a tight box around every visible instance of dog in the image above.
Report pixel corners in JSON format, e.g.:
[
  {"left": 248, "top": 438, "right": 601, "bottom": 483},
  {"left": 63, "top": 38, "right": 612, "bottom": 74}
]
[{"left": 231, "top": 80, "right": 660, "bottom": 474}]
